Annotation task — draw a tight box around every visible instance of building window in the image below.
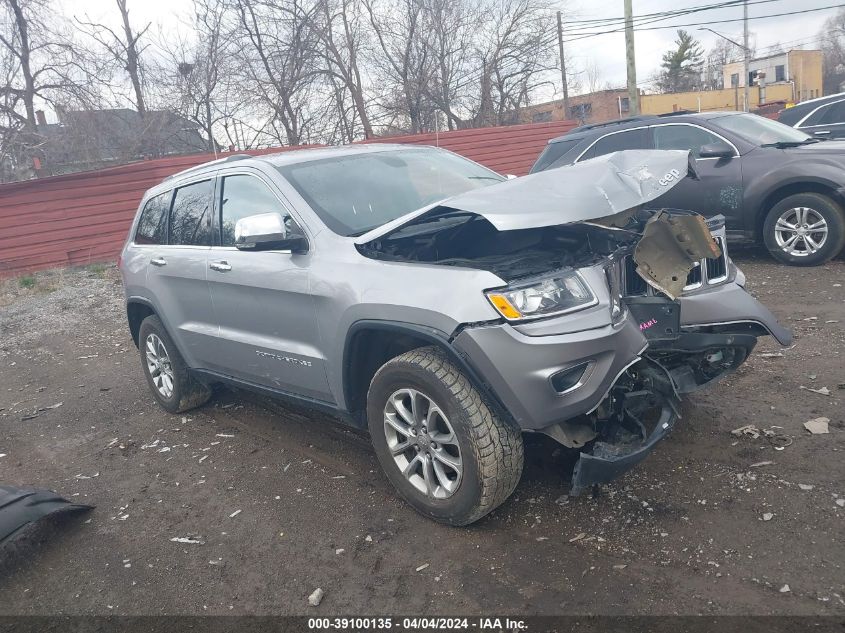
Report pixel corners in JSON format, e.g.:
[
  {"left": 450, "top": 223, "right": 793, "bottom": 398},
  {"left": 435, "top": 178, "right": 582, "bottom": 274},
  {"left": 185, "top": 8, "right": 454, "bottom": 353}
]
[
  {"left": 569, "top": 103, "right": 592, "bottom": 121},
  {"left": 531, "top": 111, "right": 552, "bottom": 123},
  {"left": 730, "top": 73, "right": 739, "bottom": 87},
  {"left": 775, "top": 64, "right": 785, "bottom": 82},
  {"left": 620, "top": 97, "right": 630, "bottom": 113}
]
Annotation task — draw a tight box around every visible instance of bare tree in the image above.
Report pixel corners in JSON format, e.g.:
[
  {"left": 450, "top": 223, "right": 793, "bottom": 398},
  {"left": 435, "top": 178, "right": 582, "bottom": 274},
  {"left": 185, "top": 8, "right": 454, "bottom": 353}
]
[
  {"left": 0, "top": 0, "right": 96, "bottom": 180},
  {"left": 365, "top": 0, "right": 436, "bottom": 134},
  {"left": 581, "top": 59, "right": 606, "bottom": 94},
  {"left": 76, "top": 0, "right": 151, "bottom": 115},
  {"left": 421, "top": 0, "right": 478, "bottom": 130},
  {"left": 156, "top": 0, "right": 234, "bottom": 152},
  {"left": 820, "top": 8, "right": 845, "bottom": 94},
  {"left": 233, "top": 0, "right": 323, "bottom": 146},
  {"left": 474, "top": 0, "right": 557, "bottom": 125},
  {"left": 703, "top": 36, "right": 745, "bottom": 90},
  {"left": 313, "top": 0, "right": 373, "bottom": 140}
]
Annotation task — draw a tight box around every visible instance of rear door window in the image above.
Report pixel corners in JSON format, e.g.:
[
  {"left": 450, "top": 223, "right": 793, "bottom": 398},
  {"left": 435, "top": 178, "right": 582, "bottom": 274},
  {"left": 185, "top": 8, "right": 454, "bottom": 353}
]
[
  {"left": 169, "top": 180, "right": 213, "bottom": 246},
  {"left": 651, "top": 124, "right": 727, "bottom": 158},
  {"left": 134, "top": 192, "right": 170, "bottom": 245},
  {"left": 578, "top": 128, "right": 650, "bottom": 161},
  {"left": 219, "top": 175, "right": 285, "bottom": 246}
]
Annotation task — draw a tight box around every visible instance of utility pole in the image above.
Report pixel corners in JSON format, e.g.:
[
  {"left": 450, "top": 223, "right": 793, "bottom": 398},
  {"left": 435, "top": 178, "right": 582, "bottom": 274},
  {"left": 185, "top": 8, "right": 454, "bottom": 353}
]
[
  {"left": 624, "top": 0, "right": 640, "bottom": 115},
  {"left": 556, "top": 11, "right": 570, "bottom": 119},
  {"left": 743, "top": 0, "right": 750, "bottom": 111}
]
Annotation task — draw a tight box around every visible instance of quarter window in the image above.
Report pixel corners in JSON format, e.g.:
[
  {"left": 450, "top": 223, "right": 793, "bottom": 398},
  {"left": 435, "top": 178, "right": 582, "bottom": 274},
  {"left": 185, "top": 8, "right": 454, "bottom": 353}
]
[
  {"left": 169, "top": 180, "right": 213, "bottom": 246},
  {"left": 651, "top": 125, "right": 726, "bottom": 158},
  {"left": 579, "top": 128, "right": 649, "bottom": 161},
  {"left": 219, "top": 175, "right": 285, "bottom": 246},
  {"left": 135, "top": 192, "right": 170, "bottom": 245},
  {"left": 531, "top": 138, "right": 582, "bottom": 172}
]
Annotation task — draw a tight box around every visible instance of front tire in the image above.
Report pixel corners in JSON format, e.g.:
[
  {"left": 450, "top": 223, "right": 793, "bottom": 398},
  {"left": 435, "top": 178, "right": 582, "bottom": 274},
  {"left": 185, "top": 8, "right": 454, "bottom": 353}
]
[
  {"left": 138, "top": 315, "right": 211, "bottom": 414},
  {"left": 367, "top": 347, "right": 523, "bottom": 526},
  {"left": 763, "top": 193, "right": 845, "bottom": 266}
]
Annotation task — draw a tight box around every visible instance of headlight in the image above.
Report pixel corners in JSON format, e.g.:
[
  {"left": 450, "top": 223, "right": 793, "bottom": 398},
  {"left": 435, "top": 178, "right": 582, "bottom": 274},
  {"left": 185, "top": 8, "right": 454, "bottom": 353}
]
[{"left": 486, "top": 272, "right": 597, "bottom": 321}]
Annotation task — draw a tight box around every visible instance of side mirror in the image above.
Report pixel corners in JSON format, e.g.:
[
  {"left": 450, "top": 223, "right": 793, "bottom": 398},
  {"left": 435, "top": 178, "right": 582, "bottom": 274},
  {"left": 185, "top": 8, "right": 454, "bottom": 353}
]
[
  {"left": 234, "top": 212, "right": 308, "bottom": 253},
  {"left": 698, "top": 142, "right": 734, "bottom": 159}
]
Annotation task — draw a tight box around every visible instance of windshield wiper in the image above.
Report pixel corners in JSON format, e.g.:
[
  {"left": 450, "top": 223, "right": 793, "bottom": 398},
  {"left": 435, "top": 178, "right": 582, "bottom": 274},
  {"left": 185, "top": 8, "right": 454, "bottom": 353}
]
[
  {"left": 761, "top": 139, "right": 819, "bottom": 148},
  {"left": 467, "top": 176, "right": 505, "bottom": 181}
]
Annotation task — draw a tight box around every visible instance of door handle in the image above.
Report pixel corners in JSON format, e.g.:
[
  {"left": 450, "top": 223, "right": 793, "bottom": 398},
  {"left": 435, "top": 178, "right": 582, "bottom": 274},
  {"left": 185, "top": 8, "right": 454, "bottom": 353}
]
[
  {"left": 150, "top": 257, "right": 167, "bottom": 267},
  {"left": 209, "top": 260, "right": 232, "bottom": 272}
]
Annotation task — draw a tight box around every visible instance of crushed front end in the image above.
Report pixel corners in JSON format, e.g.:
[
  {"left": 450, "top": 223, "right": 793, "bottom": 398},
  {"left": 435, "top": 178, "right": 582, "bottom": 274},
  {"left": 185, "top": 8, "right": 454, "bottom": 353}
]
[
  {"left": 356, "top": 149, "right": 791, "bottom": 494},
  {"left": 447, "top": 213, "right": 791, "bottom": 495},
  {"left": 568, "top": 216, "right": 790, "bottom": 494},
  {"left": 569, "top": 301, "right": 763, "bottom": 495}
]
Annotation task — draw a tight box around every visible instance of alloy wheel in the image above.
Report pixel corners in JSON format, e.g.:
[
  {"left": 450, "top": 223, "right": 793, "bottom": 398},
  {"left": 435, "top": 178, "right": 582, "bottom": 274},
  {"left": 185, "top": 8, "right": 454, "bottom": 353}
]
[
  {"left": 383, "top": 388, "right": 462, "bottom": 499},
  {"left": 774, "top": 206, "right": 829, "bottom": 257},
  {"left": 145, "top": 333, "right": 174, "bottom": 398}
]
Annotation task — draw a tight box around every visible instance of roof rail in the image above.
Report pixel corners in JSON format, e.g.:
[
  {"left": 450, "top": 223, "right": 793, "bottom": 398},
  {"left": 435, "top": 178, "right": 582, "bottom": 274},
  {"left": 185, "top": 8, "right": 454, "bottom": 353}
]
[
  {"left": 656, "top": 110, "right": 696, "bottom": 117},
  {"left": 165, "top": 153, "right": 253, "bottom": 180},
  {"left": 569, "top": 115, "right": 655, "bottom": 134}
]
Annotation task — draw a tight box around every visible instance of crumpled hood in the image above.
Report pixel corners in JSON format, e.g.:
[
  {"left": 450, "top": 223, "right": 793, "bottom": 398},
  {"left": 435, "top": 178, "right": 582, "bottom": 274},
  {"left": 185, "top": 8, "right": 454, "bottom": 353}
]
[{"left": 354, "top": 149, "right": 694, "bottom": 243}]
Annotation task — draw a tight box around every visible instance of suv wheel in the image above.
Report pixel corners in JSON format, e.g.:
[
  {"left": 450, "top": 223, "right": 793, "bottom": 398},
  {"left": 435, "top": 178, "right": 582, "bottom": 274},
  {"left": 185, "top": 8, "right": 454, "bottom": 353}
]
[
  {"left": 763, "top": 193, "right": 845, "bottom": 266},
  {"left": 367, "top": 346, "right": 523, "bottom": 525},
  {"left": 138, "top": 315, "right": 211, "bottom": 413}
]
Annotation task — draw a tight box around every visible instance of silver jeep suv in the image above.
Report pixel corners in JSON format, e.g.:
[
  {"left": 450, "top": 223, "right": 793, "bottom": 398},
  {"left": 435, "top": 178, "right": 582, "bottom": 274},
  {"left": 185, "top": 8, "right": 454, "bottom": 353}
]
[{"left": 119, "top": 144, "right": 790, "bottom": 525}]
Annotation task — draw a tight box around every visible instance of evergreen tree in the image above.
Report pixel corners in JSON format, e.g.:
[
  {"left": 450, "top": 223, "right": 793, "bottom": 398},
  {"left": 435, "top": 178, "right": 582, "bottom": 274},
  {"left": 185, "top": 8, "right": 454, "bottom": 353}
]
[{"left": 657, "top": 30, "right": 705, "bottom": 93}]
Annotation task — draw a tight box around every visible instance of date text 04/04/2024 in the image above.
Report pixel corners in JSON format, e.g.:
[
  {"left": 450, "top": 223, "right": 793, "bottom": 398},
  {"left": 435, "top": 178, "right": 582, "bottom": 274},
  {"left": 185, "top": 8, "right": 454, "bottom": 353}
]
[{"left": 307, "top": 617, "right": 528, "bottom": 630}]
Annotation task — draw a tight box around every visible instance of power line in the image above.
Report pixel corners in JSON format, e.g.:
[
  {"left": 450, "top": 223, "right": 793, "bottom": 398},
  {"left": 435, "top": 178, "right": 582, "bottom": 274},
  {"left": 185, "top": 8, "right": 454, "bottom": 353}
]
[
  {"left": 562, "top": 4, "right": 845, "bottom": 43},
  {"left": 560, "top": 0, "right": 786, "bottom": 33}
]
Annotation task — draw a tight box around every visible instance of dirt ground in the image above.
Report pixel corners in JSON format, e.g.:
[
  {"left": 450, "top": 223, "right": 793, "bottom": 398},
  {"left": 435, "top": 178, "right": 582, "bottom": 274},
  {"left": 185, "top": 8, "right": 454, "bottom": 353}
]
[{"left": 0, "top": 252, "right": 843, "bottom": 617}]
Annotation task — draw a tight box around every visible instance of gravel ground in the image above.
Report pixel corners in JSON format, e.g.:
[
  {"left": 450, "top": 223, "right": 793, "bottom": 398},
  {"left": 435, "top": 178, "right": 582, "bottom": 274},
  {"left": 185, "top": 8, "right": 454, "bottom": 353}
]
[{"left": 0, "top": 252, "right": 843, "bottom": 616}]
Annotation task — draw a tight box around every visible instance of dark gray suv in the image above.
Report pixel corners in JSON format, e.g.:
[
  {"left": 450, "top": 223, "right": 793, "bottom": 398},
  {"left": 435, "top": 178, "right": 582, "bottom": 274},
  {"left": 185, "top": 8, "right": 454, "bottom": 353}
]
[
  {"left": 531, "top": 111, "right": 845, "bottom": 266},
  {"left": 120, "top": 145, "right": 789, "bottom": 525}
]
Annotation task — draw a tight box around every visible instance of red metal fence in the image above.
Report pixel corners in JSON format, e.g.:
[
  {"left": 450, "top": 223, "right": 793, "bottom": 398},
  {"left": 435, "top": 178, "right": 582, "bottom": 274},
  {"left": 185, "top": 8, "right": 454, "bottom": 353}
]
[{"left": 0, "top": 120, "right": 576, "bottom": 278}]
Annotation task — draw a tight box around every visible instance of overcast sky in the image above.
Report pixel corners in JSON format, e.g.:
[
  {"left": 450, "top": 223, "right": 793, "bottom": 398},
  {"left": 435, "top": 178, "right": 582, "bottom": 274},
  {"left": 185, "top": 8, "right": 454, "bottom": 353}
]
[{"left": 60, "top": 0, "right": 840, "bottom": 95}]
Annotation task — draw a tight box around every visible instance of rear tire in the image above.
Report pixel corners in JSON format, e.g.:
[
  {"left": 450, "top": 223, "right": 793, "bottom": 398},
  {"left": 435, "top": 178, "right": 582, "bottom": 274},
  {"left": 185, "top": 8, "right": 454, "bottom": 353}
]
[
  {"left": 763, "top": 193, "right": 845, "bottom": 266},
  {"left": 138, "top": 315, "right": 211, "bottom": 414},
  {"left": 367, "top": 346, "right": 523, "bottom": 526}
]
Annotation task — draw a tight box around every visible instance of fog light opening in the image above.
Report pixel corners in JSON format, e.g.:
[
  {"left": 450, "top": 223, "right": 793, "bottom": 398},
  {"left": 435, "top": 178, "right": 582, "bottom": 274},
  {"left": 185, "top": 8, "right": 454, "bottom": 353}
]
[{"left": 551, "top": 361, "right": 593, "bottom": 394}]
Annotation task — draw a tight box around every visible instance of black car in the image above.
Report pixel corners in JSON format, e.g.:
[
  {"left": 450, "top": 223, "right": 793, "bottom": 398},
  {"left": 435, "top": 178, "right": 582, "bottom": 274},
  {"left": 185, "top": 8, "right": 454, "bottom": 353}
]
[
  {"left": 778, "top": 92, "right": 845, "bottom": 140},
  {"left": 530, "top": 111, "right": 845, "bottom": 266}
]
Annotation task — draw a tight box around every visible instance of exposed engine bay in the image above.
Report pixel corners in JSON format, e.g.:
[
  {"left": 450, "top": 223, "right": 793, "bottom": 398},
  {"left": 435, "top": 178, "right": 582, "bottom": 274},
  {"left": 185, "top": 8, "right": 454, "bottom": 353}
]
[
  {"left": 357, "top": 207, "right": 634, "bottom": 281},
  {"left": 358, "top": 205, "right": 719, "bottom": 299}
]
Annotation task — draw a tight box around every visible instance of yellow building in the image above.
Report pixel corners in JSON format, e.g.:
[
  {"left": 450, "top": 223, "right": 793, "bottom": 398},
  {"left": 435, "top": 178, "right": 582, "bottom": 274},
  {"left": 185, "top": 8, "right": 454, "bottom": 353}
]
[
  {"left": 515, "top": 48, "right": 822, "bottom": 126},
  {"left": 722, "top": 49, "right": 823, "bottom": 103},
  {"left": 640, "top": 83, "right": 794, "bottom": 114}
]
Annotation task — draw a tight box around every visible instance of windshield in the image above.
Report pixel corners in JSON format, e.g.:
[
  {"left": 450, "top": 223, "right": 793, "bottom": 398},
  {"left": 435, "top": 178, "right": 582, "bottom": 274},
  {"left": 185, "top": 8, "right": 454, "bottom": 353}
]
[
  {"left": 710, "top": 113, "right": 812, "bottom": 146},
  {"left": 276, "top": 148, "right": 505, "bottom": 236}
]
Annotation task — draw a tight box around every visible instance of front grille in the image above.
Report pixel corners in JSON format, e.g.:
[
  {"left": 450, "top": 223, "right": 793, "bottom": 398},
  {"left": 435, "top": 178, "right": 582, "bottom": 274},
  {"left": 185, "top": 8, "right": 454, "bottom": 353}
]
[{"left": 622, "top": 236, "right": 727, "bottom": 297}]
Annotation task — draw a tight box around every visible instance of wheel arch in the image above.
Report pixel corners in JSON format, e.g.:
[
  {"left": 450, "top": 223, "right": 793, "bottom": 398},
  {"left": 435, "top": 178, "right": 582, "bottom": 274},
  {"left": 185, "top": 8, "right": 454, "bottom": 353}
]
[
  {"left": 341, "top": 320, "right": 509, "bottom": 424},
  {"left": 756, "top": 180, "right": 845, "bottom": 239},
  {"left": 126, "top": 298, "right": 157, "bottom": 347}
]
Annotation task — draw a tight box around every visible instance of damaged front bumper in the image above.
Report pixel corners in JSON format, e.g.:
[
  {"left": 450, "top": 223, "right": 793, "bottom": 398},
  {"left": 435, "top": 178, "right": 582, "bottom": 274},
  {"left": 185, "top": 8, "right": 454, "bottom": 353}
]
[
  {"left": 569, "top": 326, "right": 759, "bottom": 494},
  {"left": 571, "top": 366, "right": 678, "bottom": 496},
  {"left": 453, "top": 276, "right": 790, "bottom": 495}
]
